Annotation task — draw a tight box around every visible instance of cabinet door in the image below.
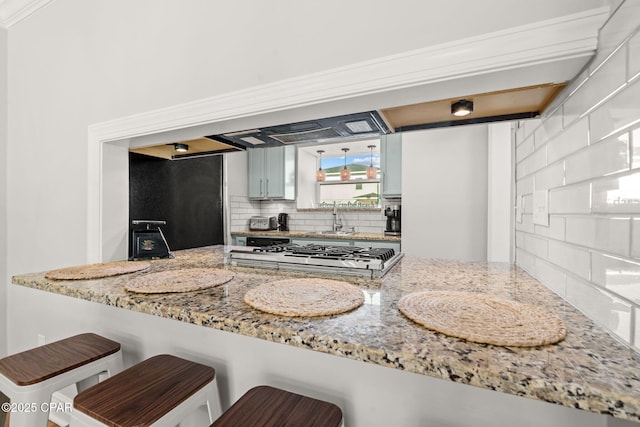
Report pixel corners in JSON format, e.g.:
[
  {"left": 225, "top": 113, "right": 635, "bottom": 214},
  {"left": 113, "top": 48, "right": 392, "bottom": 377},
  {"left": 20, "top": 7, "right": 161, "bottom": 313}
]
[
  {"left": 265, "top": 146, "right": 285, "bottom": 198},
  {"left": 381, "top": 133, "right": 402, "bottom": 198},
  {"left": 248, "top": 148, "right": 266, "bottom": 199}
]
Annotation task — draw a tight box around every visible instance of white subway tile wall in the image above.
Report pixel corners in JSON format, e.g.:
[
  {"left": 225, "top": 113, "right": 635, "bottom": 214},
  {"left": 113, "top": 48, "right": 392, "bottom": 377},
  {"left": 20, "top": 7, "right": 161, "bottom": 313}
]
[
  {"left": 515, "top": 1, "right": 640, "bottom": 351},
  {"left": 229, "top": 195, "right": 387, "bottom": 234}
]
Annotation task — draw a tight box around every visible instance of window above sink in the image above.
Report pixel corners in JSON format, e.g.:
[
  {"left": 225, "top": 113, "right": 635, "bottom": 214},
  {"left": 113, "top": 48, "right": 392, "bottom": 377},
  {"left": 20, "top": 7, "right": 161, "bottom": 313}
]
[{"left": 296, "top": 140, "right": 381, "bottom": 210}]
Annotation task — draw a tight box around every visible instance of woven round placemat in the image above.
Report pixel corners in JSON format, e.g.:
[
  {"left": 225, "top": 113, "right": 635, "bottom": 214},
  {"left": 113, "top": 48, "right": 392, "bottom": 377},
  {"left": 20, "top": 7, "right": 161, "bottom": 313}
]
[
  {"left": 244, "top": 278, "right": 364, "bottom": 317},
  {"left": 45, "top": 261, "right": 151, "bottom": 280},
  {"left": 398, "top": 290, "right": 567, "bottom": 347},
  {"left": 124, "top": 268, "right": 234, "bottom": 294}
]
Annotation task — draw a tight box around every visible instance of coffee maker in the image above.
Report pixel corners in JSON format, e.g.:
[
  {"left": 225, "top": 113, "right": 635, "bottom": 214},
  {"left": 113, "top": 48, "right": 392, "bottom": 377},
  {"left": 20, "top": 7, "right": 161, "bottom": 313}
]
[
  {"left": 384, "top": 205, "right": 401, "bottom": 236},
  {"left": 277, "top": 213, "right": 289, "bottom": 231}
]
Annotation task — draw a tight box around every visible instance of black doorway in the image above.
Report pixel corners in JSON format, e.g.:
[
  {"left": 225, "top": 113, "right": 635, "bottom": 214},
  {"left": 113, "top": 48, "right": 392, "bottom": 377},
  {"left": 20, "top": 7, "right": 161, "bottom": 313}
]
[{"left": 129, "top": 152, "right": 224, "bottom": 255}]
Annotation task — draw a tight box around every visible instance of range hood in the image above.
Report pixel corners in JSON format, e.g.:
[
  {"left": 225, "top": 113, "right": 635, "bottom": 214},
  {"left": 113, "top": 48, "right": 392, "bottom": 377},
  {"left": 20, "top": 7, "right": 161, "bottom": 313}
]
[{"left": 208, "top": 111, "right": 390, "bottom": 148}]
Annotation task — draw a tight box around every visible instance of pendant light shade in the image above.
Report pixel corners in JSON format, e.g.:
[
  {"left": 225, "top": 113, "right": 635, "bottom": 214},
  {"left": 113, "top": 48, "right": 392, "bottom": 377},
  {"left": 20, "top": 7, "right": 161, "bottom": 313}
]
[
  {"left": 316, "top": 150, "right": 326, "bottom": 182},
  {"left": 340, "top": 148, "right": 350, "bottom": 181},
  {"left": 366, "top": 144, "right": 377, "bottom": 180}
]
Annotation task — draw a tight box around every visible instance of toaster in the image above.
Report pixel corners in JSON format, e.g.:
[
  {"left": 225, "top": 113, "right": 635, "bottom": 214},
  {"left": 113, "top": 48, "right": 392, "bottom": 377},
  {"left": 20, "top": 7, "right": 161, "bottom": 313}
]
[{"left": 249, "top": 216, "right": 277, "bottom": 231}]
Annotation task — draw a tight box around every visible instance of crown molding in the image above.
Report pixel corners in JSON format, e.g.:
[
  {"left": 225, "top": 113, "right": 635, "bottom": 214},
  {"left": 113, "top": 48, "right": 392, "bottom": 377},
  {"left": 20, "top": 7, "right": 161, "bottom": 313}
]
[
  {"left": 0, "top": 0, "right": 53, "bottom": 28},
  {"left": 87, "top": 6, "right": 609, "bottom": 262}
]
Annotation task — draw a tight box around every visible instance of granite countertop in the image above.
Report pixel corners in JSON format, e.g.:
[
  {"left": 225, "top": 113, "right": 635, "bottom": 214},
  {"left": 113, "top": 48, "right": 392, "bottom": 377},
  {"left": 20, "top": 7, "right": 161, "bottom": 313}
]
[
  {"left": 231, "top": 230, "right": 401, "bottom": 242},
  {"left": 11, "top": 246, "right": 640, "bottom": 423}
]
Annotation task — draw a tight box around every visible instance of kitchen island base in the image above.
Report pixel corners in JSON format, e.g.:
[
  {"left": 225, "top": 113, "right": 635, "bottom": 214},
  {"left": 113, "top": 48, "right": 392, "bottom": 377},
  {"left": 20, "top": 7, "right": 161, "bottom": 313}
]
[{"left": 7, "top": 286, "right": 633, "bottom": 427}]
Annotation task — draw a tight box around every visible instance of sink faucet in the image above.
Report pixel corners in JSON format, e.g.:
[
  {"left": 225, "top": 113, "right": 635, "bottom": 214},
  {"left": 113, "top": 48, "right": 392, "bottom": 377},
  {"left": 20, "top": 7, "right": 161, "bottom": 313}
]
[{"left": 332, "top": 202, "right": 342, "bottom": 232}]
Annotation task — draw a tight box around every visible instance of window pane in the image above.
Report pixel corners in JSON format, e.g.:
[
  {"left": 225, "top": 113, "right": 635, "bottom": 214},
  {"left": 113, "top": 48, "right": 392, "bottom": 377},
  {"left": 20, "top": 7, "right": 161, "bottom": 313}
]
[
  {"left": 321, "top": 153, "right": 380, "bottom": 181},
  {"left": 318, "top": 182, "right": 381, "bottom": 208}
]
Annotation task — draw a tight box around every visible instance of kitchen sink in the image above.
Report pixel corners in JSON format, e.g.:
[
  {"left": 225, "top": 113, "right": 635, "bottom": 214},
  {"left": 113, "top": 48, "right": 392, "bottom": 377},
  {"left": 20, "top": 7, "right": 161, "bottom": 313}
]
[{"left": 311, "top": 230, "right": 354, "bottom": 236}]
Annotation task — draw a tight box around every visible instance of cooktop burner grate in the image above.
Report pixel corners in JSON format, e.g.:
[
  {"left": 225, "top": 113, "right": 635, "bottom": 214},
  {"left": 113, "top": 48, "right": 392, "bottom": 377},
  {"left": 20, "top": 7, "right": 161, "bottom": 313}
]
[
  {"left": 253, "top": 244, "right": 396, "bottom": 261},
  {"left": 229, "top": 243, "right": 403, "bottom": 278}
]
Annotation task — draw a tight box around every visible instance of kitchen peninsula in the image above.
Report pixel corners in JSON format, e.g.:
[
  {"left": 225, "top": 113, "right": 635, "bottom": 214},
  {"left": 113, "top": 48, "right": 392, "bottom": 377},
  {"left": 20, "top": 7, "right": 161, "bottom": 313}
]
[{"left": 11, "top": 246, "right": 640, "bottom": 426}]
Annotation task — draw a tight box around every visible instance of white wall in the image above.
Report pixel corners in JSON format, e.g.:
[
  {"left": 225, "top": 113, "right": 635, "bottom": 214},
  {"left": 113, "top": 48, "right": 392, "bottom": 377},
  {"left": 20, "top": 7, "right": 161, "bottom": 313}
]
[
  {"left": 0, "top": 27, "right": 7, "bottom": 357},
  {"left": 402, "top": 125, "right": 489, "bottom": 261},
  {"left": 487, "top": 122, "right": 514, "bottom": 262},
  {"left": 225, "top": 151, "right": 251, "bottom": 243},
  {"left": 514, "top": 0, "right": 640, "bottom": 351}
]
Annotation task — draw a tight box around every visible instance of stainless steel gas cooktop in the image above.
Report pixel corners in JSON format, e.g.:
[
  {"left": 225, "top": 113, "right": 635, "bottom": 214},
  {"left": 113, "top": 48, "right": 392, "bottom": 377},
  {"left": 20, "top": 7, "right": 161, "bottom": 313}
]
[{"left": 226, "top": 243, "right": 403, "bottom": 278}]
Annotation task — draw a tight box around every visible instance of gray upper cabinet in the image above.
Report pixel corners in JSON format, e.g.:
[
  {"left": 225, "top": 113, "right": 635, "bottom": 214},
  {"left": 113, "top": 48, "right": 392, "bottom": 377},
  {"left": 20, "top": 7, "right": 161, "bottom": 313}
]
[
  {"left": 248, "top": 146, "right": 296, "bottom": 200},
  {"left": 381, "top": 133, "right": 402, "bottom": 198}
]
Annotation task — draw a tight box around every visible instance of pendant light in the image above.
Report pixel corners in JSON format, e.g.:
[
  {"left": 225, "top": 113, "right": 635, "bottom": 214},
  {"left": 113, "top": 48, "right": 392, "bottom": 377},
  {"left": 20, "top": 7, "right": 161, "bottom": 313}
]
[
  {"left": 316, "top": 150, "right": 326, "bottom": 182},
  {"left": 340, "top": 148, "right": 350, "bottom": 181},
  {"left": 366, "top": 144, "right": 377, "bottom": 180}
]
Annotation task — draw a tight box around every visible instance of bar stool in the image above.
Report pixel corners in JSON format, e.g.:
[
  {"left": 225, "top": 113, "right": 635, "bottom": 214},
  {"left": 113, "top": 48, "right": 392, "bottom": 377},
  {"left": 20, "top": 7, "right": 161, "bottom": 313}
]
[
  {"left": 70, "top": 354, "right": 222, "bottom": 426},
  {"left": 0, "top": 333, "right": 123, "bottom": 427},
  {"left": 211, "top": 385, "right": 344, "bottom": 427}
]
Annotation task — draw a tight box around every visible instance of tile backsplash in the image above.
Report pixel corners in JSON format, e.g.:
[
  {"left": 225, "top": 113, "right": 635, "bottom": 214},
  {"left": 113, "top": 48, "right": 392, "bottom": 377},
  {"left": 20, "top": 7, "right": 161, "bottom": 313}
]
[
  {"left": 229, "top": 195, "right": 387, "bottom": 234},
  {"left": 515, "top": 0, "right": 640, "bottom": 351}
]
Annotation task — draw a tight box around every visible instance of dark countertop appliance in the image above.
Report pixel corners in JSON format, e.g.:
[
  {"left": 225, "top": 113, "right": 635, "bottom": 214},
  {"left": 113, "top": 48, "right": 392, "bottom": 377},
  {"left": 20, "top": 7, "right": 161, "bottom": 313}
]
[
  {"left": 130, "top": 220, "right": 172, "bottom": 260},
  {"left": 384, "top": 205, "right": 401, "bottom": 236},
  {"left": 227, "top": 243, "right": 403, "bottom": 279},
  {"left": 277, "top": 213, "right": 289, "bottom": 231}
]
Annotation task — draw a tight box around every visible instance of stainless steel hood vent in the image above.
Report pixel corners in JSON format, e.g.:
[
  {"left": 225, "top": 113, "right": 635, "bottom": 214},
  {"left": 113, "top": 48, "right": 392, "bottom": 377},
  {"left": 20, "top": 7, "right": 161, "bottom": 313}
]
[
  {"left": 270, "top": 127, "right": 342, "bottom": 143},
  {"left": 207, "top": 111, "right": 390, "bottom": 148}
]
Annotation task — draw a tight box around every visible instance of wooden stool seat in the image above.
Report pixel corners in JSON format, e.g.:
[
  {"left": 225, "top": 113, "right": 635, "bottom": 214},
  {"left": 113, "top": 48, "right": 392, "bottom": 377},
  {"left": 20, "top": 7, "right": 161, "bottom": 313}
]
[
  {"left": 0, "top": 333, "right": 120, "bottom": 386},
  {"left": 212, "top": 385, "right": 343, "bottom": 427},
  {"left": 0, "top": 333, "right": 123, "bottom": 427},
  {"left": 72, "top": 354, "right": 220, "bottom": 426}
]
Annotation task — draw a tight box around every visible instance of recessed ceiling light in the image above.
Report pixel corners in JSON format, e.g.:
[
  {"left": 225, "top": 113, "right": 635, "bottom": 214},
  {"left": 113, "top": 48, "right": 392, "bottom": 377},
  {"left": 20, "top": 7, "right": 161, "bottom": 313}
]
[
  {"left": 174, "top": 143, "right": 189, "bottom": 152},
  {"left": 451, "top": 99, "right": 474, "bottom": 117}
]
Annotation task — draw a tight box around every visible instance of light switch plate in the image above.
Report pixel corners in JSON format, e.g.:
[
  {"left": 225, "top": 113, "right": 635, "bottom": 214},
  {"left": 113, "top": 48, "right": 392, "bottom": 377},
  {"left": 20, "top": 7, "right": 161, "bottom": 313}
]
[{"left": 533, "top": 190, "right": 549, "bottom": 226}]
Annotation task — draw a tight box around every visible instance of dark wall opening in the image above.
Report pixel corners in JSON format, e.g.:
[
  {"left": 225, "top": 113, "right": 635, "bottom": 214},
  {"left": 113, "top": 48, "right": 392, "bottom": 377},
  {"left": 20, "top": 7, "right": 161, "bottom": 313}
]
[{"left": 129, "top": 152, "right": 224, "bottom": 255}]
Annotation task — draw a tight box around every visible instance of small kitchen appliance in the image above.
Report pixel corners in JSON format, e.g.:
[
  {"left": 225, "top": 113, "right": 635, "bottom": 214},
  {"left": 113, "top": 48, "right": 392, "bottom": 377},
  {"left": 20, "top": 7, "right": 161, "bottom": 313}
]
[
  {"left": 249, "top": 216, "right": 277, "bottom": 231},
  {"left": 384, "top": 205, "right": 401, "bottom": 236},
  {"left": 227, "top": 243, "right": 403, "bottom": 279},
  {"left": 277, "top": 213, "right": 289, "bottom": 231},
  {"left": 130, "top": 220, "right": 172, "bottom": 260}
]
